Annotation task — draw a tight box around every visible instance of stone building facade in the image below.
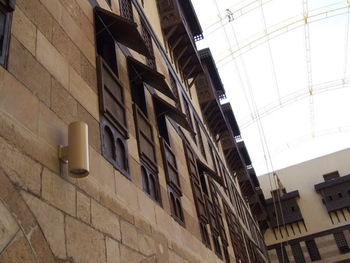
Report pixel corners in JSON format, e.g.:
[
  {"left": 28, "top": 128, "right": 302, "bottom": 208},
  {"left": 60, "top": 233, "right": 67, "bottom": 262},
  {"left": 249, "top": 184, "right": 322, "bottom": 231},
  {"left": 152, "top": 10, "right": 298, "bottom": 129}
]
[
  {"left": 0, "top": 0, "right": 268, "bottom": 262},
  {"left": 259, "top": 148, "right": 350, "bottom": 263}
]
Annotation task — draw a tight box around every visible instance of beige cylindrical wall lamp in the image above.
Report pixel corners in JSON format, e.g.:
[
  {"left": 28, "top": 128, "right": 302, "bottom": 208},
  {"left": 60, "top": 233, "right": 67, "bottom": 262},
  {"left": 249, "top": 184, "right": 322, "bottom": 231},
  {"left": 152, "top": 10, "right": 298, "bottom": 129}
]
[{"left": 58, "top": 121, "right": 89, "bottom": 178}]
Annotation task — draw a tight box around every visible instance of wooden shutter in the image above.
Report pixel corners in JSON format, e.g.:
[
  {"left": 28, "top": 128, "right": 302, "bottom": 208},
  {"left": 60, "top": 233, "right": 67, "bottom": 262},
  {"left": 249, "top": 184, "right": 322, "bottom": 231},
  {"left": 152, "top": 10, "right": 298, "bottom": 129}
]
[
  {"left": 134, "top": 104, "right": 157, "bottom": 172},
  {"left": 160, "top": 138, "right": 181, "bottom": 193},
  {"left": 97, "top": 56, "right": 128, "bottom": 138},
  {"left": 119, "top": 0, "right": 133, "bottom": 20},
  {"left": 100, "top": 117, "right": 129, "bottom": 176}
]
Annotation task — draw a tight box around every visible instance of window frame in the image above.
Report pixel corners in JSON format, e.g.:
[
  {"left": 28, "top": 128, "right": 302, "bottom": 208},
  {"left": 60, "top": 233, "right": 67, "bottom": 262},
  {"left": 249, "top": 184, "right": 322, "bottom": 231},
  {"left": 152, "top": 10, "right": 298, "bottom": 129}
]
[
  {"left": 305, "top": 239, "right": 321, "bottom": 261},
  {"left": 119, "top": 0, "right": 133, "bottom": 21},
  {"left": 134, "top": 103, "right": 158, "bottom": 173},
  {"left": 97, "top": 56, "right": 128, "bottom": 138},
  {"left": 100, "top": 117, "right": 129, "bottom": 177},
  {"left": 0, "top": 0, "right": 15, "bottom": 68},
  {"left": 334, "top": 231, "right": 350, "bottom": 254},
  {"left": 141, "top": 164, "right": 161, "bottom": 203},
  {"left": 168, "top": 186, "right": 185, "bottom": 225}
]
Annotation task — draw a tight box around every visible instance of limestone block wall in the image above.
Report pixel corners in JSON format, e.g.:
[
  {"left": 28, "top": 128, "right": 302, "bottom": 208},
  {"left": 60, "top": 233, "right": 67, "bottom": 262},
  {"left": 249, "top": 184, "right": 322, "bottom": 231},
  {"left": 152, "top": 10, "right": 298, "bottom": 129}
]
[
  {"left": 0, "top": 0, "right": 268, "bottom": 262},
  {"left": 259, "top": 149, "right": 350, "bottom": 262}
]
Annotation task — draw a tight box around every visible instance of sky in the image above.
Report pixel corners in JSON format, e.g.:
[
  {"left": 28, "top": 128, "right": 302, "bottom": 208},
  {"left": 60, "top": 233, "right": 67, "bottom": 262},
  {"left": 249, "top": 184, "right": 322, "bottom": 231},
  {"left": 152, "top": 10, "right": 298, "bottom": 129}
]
[{"left": 192, "top": 0, "right": 350, "bottom": 175}]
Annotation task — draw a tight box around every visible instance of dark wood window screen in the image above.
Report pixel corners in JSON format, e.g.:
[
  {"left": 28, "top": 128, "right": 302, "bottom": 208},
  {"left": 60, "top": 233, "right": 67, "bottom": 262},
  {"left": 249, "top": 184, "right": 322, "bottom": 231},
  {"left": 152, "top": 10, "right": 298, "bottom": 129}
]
[
  {"left": 141, "top": 22, "right": 156, "bottom": 69},
  {"left": 183, "top": 141, "right": 211, "bottom": 247},
  {"left": 141, "top": 164, "right": 161, "bottom": 203},
  {"left": 168, "top": 186, "right": 184, "bottom": 224},
  {"left": 169, "top": 72, "right": 181, "bottom": 109},
  {"left": 160, "top": 138, "right": 181, "bottom": 192},
  {"left": 276, "top": 246, "right": 290, "bottom": 263},
  {"left": 223, "top": 203, "right": 247, "bottom": 263},
  {"left": 0, "top": 0, "right": 15, "bottom": 67},
  {"left": 134, "top": 104, "right": 157, "bottom": 172},
  {"left": 305, "top": 239, "right": 321, "bottom": 261},
  {"left": 291, "top": 243, "right": 305, "bottom": 263},
  {"left": 182, "top": 95, "right": 194, "bottom": 132},
  {"left": 160, "top": 138, "right": 185, "bottom": 224},
  {"left": 334, "top": 232, "right": 350, "bottom": 254},
  {"left": 101, "top": 118, "right": 128, "bottom": 176},
  {"left": 97, "top": 57, "right": 127, "bottom": 137},
  {"left": 119, "top": 0, "right": 133, "bottom": 20},
  {"left": 195, "top": 119, "right": 206, "bottom": 159},
  {"left": 97, "top": 56, "right": 129, "bottom": 176}
]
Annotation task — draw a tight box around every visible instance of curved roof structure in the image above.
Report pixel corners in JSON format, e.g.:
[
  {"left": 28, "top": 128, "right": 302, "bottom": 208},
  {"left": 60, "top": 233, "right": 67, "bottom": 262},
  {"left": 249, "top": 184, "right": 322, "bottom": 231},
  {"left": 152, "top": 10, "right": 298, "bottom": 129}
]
[{"left": 193, "top": 0, "right": 350, "bottom": 175}]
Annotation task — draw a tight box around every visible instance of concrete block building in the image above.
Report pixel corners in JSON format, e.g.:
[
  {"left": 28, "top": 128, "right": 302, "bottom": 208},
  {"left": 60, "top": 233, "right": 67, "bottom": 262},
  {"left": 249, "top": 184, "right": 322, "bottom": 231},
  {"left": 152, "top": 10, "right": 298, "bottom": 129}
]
[
  {"left": 259, "top": 148, "right": 350, "bottom": 263},
  {"left": 0, "top": 0, "right": 269, "bottom": 262}
]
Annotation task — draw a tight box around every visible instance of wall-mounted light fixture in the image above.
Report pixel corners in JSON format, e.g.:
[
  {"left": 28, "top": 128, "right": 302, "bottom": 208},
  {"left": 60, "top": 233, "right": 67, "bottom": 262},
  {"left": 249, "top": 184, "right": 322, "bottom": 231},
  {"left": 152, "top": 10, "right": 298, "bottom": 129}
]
[{"left": 58, "top": 121, "right": 89, "bottom": 178}]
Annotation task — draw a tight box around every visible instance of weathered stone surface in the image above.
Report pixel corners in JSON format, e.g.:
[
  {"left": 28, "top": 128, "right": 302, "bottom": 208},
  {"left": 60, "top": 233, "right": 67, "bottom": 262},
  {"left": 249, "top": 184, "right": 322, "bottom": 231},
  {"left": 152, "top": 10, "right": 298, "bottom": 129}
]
[
  {"left": 0, "top": 231, "right": 36, "bottom": 263},
  {"left": 91, "top": 199, "right": 121, "bottom": 241},
  {"left": 42, "top": 168, "right": 76, "bottom": 216},
  {"left": 22, "top": 191, "right": 66, "bottom": 258},
  {"left": 152, "top": 231, "right": 170, "bottom": 263},
  {"left": 134, "top": 216, "right": 152, "bottom": 236},
  {"left": 16, "top": 0, "right": 54, "bottom": 41},
  {"left": 0, "top": 69, "right": 39, "bottom": 133},
  {"left": 120, "top": 244, "right": 144, "bottom": 263},
  {"left": 0, "top": 137, "right": 41, "bottom": 195},
  {"left": 66, "top": 216, "right": 106, "bottom": 263},
  {"left": 0, "top": 110, "right": 59, "bottom": 173},
  {"left": 138, "top": 232, "right": 156, "bottom": 256},
  {"left": 115, "top": 171, "right": 139, "bottom": 213},
  {"left": 76, "top": 190, "right": 90, "bottom": 224},
  {"left": 29, "top": 226, "right": 55, "bottom": 263},
  {"left": 36, "top": 31, "right": 69, "bottom": 89},
  {"left": 12, "top": 7, "right": 36, "bottom": 55},
  {"left": 100, "top": 193, "right": 134, "bottom": 225},
  {"left": 0, "top": 200, "right": 19, "bottom": 253},
  {"left": 137, "top": 189, "right": 156, "bottom": 226},
  {"left": 80, "top": 54, "right": 97, "bottom": 92},
  {"left": 60, "top": 6, "right": 95, "bottom": 65},
  {"left": 69, "top": 67, "right": 99, "bottom": 121},
  {"left": 169, "top": 250, "right": 184, "bottom": 263},
  {"left": 51, "top": 78, "right": 78, "bottom": 124},
  {"left": 76, "top": 104, "right": 100, "bottom": 153},
  {"left": 77, "top": 147, "right": 114, "bottom": 199},
  {"left": 52, "top": 22, "right": 80, "bottom": 74},
  {"left": 74, "top": 0, "right": 93, "bottom": 22},
  {"left": 121, "top": 220, "right": 138, "bottom": 251},
  {"left": 38, "top": 102, "right": 67, "bottom": 147},
  {"left": 106, "top": 236, "right": 121, "bottom": 263},
  {"left": 59, "top": 0, "right": 94, "bottom": 43},
  {"left": 8, "top": 37, "right": 51, "bottom": 106}
]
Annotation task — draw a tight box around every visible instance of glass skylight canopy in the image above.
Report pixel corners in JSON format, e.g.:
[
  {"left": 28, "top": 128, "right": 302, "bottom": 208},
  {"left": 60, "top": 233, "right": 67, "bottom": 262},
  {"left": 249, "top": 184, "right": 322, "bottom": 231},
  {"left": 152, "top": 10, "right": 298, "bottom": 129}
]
[{"left": 193, "top": 0, "right": 350, "bottom": 175}]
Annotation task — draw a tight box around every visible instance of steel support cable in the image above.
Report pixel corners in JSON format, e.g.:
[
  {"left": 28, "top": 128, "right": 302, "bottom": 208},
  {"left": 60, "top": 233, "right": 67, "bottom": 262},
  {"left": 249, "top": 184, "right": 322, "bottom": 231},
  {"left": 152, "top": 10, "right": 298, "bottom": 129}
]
[
  {"left": 203, "top": 0, "right": 273, "bottom": 34},
  {"left": 303, "top": 0, "right": 316, "bottom": 139},
  {"left": 215, "top": 3, "right": 350, "bottom": 68},
  {"left": 239, "top": 78, "right": 350, "bottom": 128},
  {"left": 259, "top": 0, "right": 282, "bottom": 105},
  {"left": 271, "top": 125, "right": 350, "bottom": 154},
  {"left": 210, "top": 0, "right": 255, "bottom": 121},
  {"left": 343, "top": 1, "right": 350, "bottom": 87},
  {"left": 224, "top": 3, "right": 287, "bottom": 255},
  {"left": 209, "top": 1, "right": 280, "bottom": 258},
  {"left": 259, "top": 1, "right": 289, "bottom": 258}
]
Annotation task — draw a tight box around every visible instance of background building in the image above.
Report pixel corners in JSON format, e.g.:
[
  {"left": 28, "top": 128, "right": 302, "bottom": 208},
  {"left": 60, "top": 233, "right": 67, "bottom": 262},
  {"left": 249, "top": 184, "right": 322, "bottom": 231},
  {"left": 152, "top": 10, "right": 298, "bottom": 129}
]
[
  {"left": 259, "top": 148, "right": 350, "bottom": 263},
  {"left": 0, "top": 0, "right": 268, "bottom": 262}
]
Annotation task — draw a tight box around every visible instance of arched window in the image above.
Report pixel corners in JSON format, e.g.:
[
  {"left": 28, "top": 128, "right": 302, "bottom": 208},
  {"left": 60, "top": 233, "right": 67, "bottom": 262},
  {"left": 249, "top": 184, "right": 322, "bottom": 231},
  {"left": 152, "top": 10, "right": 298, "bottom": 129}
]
[
  {"left": 116, "top": 138, "right": 126, "bottom": 170},
  {"left": 141, "top": 166, "right": 149, "bottom": 194},
  {"left": 149, "top": 174, "right": 157, "bottom": 200},
  {"left": 103, "top": 125, "right": 115, "bottom": 161},
  {"left": 176, "top": 198, "right": 183, "bottom": 221},
  {"left": 170, "top": 192, "right": 176, "bottom": 216}
]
